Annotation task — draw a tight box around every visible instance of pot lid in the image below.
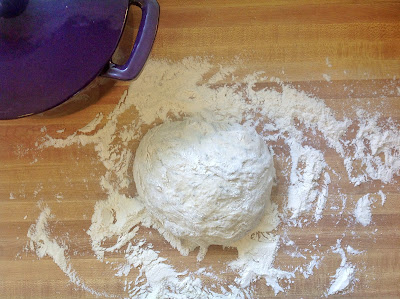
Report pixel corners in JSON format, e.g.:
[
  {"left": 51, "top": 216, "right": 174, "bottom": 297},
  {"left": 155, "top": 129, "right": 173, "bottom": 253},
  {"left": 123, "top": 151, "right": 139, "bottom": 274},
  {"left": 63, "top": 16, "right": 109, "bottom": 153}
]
[{"left": 0, "top": 0, "right": 135, "bottom": 119}]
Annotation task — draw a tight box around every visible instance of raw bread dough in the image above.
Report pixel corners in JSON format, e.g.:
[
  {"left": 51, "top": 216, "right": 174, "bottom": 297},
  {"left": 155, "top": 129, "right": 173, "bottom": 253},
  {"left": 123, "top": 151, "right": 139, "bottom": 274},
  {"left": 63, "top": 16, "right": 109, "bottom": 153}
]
[{"left": 133, "top": 118, "right": 275, "bottom": 249}]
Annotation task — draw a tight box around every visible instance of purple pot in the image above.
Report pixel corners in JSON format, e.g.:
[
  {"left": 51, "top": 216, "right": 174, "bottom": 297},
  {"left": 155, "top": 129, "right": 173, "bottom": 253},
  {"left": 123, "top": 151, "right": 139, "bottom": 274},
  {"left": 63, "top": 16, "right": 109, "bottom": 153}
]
[{"left": 0, "top": 0, "right": 159, "bottom": 119}]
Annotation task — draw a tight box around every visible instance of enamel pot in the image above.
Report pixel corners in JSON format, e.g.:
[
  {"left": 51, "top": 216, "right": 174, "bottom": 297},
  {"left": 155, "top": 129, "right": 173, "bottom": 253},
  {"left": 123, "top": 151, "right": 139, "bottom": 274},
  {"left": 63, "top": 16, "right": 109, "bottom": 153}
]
[{"left": 0, "top": 0, "right": 159, "bottom": 119}]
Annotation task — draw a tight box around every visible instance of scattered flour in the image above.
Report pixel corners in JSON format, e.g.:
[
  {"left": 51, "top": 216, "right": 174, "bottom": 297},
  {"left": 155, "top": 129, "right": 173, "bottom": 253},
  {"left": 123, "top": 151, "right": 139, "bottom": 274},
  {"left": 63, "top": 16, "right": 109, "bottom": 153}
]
[
  {"left": 326, "top": 57, "right": 332, "bottom": 68},
  {"left": 354, "top": 194, "right": 373, "bottom": 226},
  {"left": 344, "top": 109, "right": 400, "bottom": 185},
  {"left": 327, "top": 265, "right": 355, "bottom": 296},
  {"left": 323, "top": 74, "right": 331, "bottom": 82},
  {"left": 77, "top": 112, "right": 104, "bottom": 133},
  {"left": 286, "top": 144, "right": 327, "bottom": 221},
  {"left": 326, "top": 240, "right": 356, "bottom": 296},
  {"left": 346, "top": 246, "right": 365, "bottom": 255},
  {"left": 301, "top": 255, "right": 323, "bottom": 279},
  {"left": 26, "top": 57, "right": 400, "bottom": 297},
  {"left": 27, "top": 206, "right": 111, "bottom": 297},
  {"left": 378, "top": 190, "right": 386, "bottom": 206}
]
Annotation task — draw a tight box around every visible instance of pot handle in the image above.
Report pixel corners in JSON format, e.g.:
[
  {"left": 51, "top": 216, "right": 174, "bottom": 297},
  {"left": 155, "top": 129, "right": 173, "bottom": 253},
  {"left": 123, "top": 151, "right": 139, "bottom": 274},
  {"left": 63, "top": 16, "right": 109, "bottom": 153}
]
[{"left": 102, "top": 0, "right": 159, "bottom": 80}]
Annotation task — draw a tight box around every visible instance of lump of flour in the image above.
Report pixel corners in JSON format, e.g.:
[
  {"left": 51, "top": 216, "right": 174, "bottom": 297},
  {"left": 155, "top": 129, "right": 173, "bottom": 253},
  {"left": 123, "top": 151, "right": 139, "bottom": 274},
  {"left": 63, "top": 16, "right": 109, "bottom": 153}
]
[{"left": 133, "top": 118, "right": 276, "bottom": 252}]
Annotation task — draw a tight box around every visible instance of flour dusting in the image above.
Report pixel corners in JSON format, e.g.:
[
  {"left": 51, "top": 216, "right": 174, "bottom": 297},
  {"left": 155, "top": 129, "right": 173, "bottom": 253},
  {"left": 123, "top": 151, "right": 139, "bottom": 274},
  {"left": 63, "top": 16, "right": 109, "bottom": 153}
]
[
  {"left": 354, "top": 194, "right": 373, "bottom": 226},
  {"left": 26, "top": 57, "right": 400, "bottom": 297},
  {"left": 27, "top": 205, "right": 111, "bottom": 297},
  {"left": 326, "top": 240, "right": 356, "bottom": 296}
]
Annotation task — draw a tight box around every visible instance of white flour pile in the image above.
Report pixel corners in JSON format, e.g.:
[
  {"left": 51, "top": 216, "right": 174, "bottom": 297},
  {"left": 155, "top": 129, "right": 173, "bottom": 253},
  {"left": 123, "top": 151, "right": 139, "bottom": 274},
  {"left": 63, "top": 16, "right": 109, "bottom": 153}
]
[{"left": 27, "top": 57, "right": 400, "bottom": 297}]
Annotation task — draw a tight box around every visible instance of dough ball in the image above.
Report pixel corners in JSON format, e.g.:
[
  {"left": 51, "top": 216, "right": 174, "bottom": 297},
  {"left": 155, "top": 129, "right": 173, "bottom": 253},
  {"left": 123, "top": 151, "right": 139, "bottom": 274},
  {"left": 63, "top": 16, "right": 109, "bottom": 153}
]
[{"left": 133, "top": 118, "right": 275, "bottom": 248}]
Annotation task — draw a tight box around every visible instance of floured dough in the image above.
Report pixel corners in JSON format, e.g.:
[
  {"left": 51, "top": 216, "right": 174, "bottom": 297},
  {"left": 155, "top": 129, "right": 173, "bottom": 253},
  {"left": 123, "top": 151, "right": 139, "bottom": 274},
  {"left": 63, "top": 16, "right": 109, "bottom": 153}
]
[{"left": 133, "top": 118, "right": 275, "bottom": 250}]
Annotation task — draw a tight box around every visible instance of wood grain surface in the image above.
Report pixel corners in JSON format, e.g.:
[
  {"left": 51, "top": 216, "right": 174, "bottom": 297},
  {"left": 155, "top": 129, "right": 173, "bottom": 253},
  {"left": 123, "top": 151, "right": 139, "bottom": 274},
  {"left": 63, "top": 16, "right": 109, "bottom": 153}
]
[{"left": 1, "top": 1, "right": 400, "bottom": 298}]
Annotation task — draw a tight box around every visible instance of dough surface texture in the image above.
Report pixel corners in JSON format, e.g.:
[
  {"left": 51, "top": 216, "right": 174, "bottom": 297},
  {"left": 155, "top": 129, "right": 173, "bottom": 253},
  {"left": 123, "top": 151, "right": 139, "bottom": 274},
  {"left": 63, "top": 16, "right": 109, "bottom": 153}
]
[{"left": 133, "top": 118, "right": 275, "bottom": 249}]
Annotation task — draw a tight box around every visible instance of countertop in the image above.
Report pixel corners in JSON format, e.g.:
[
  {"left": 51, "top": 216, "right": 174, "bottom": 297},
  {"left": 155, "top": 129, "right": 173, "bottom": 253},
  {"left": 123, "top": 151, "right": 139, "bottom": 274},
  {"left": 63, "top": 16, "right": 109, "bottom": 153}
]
[{"left": 1, "top": 1, "right": 399, "bottom": 298}]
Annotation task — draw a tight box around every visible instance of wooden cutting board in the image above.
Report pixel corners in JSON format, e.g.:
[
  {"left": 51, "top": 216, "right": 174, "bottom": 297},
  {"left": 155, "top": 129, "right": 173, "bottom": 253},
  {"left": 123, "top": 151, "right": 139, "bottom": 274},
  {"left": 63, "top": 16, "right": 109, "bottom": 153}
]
[{"left": 1, "top": 1, "right": 399, "bottom": 297}]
